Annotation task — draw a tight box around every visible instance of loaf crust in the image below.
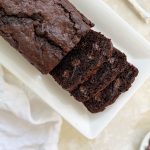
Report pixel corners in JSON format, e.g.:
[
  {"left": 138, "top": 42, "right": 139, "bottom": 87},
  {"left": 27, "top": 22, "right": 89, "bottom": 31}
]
[{"left": 0, "top": 0, "right": 93, "bottom": 73}]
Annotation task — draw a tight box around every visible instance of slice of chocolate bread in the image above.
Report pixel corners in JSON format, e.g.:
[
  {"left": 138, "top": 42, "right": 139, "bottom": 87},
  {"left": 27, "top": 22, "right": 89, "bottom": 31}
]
[
  {"left": 51, "top": 30, "right": 113, "bottom": 91},
  {"left": 84, "top": 63, "right": 139, "bottom": 113},
  {"left": 71, "top": 48, "right": 127, "bottom": 102},
  {"left": 0, "top": 0, "right": 93, "bottom": 74}
]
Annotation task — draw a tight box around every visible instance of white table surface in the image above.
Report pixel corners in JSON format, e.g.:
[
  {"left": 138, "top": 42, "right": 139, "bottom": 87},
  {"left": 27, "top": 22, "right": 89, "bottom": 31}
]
[{"left": 59, "top": 0, "right": 150, "bottom": 150}]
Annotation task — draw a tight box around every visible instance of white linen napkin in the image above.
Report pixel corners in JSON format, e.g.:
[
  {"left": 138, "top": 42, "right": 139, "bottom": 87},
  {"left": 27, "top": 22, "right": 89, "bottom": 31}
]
[{"left": 0, "top": 66, "right": 62, "bottom": 150}]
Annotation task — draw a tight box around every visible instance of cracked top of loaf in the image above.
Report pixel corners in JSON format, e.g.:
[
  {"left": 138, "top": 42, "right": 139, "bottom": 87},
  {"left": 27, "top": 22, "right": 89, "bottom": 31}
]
[{"left": 0, "top": 0, "right": 93, "bottom": 73}]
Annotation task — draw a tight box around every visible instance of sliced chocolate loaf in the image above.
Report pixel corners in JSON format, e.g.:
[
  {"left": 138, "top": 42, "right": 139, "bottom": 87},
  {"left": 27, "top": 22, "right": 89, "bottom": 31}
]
[
  {"left": 51, "top": 30, "right": 113, "bottom": 91},
  {"left": 84, "top": 63, "right": 139, "bottom": 113},
  {"left": 0, "top": 0, "right": 93, "bottom": 74},
  {"left": 71, "top": 48, "right": 127, "bottom": 102}
]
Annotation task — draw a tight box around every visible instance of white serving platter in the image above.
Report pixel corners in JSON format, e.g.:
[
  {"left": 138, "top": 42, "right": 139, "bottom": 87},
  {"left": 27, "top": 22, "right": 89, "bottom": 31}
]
[{"left": 0, "top": 0, "right": 150, "bottom": 139}]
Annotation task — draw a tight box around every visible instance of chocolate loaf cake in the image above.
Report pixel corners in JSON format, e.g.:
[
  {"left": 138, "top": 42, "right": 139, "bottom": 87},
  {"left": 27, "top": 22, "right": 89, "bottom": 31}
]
[
  {"left": 84, "top": 64, "right": 138, "bottom": 113},
  {"left": 51, "top": 30, "right": 113, "bottom": 91},
  {"left": 0, "top": 0, "right": 93, "bottom": 74},
  {"left": 71, "top": 48, "right": 127, "bottom": 102}
]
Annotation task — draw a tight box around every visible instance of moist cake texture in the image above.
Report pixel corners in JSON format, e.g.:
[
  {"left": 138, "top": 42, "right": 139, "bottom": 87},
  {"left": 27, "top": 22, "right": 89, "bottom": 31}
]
[
  {"left": 51, "top": 30, "right": 113, "bottom": 91},
  {"left": 71, "top": 48, "right": 127, "bottom": 102},
  {"left": 84, "top": 63, "right": 139, "bottom": 113},
  {"left": 0, "top": 0, "right": 93, "bottom": 74}
]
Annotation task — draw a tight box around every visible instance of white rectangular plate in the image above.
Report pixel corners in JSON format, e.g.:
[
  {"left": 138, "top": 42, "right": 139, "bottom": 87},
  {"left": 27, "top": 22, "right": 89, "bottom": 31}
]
[{"left": 0, "top": 0, "right": 150, "bottom": 139}]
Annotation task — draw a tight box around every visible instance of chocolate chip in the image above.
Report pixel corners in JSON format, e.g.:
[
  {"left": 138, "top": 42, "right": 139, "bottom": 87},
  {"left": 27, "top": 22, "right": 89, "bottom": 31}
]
[
  {"left": 114, "top": 79, "right": 121, "bottom": 89},
  {"left": 79, "top": 86, "right": 87, "bottom": 94},
  {"left": 109, "top": 57, "right": 115, "bottom": 64},
  {"left": 92, "top": 43, "right": 99, "bottom": 50},
  {"left": 95, "top": 93, "right": 102, "bottom": 101},
  {"left": 62, "top": 70, "right": 70, "bottom": 78},
  {"left": 102, "top": 50, "right": 107, "bottom": 56},
  {"left": 71, "top": 59, "right": 81, "bottom": 67},
  {"left": 87, "top": 53, "right": 94, "bottom": 60}
]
